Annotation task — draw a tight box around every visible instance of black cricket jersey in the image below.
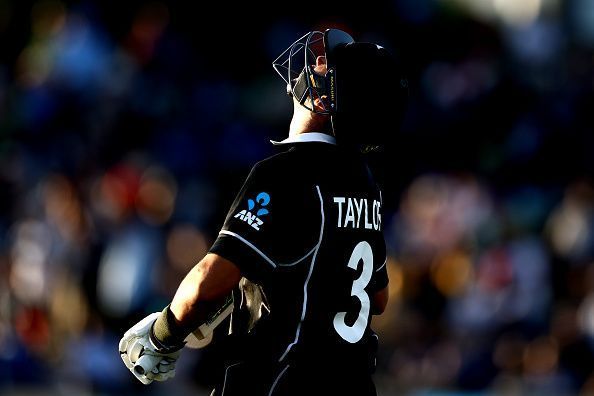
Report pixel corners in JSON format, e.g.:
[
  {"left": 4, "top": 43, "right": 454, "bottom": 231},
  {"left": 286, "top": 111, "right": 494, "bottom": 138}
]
[{"left": 209, "top": 133, "right": 388, "bottom": 396}]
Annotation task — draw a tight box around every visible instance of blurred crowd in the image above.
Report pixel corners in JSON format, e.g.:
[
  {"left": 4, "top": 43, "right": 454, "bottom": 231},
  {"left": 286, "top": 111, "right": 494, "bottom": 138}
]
[
  {"left": 377, "top": 175, "right": 594, "bottom": 395},
  {"left": 0, "top": 0, "right": 593, "bottom": 395}
]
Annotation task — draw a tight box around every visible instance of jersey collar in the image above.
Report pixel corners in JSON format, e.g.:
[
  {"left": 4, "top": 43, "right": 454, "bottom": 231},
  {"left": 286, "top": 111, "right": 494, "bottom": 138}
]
[{"left": 270, "top": 132, "right": 337, "bottom": 146}]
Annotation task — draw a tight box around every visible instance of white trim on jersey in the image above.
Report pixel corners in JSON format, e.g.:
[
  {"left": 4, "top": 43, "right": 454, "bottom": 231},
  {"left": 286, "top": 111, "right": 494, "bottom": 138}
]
[
  {"left": 221, "top": 362, "right": 241, "bottom": 396},
  {"left": 279, "top": 185, "right": 325, "bottom": 362},
  {"left": 268, "top": 364, "right": 290, "bottom": 396},
  {"left": 376, "top": 257, "right": 387, "bottom": 272},
  {"left": 218, "top": 231, "right": 321, "bottom": 268},
  {"left": 218, "top": 230, "right": 278, "bottom": 268},
  {"left": 281, "top": 244, "right": 318, "bottom": 267},
  {"left": 270, "top": 132, "right": 336, "bottom": 146}
]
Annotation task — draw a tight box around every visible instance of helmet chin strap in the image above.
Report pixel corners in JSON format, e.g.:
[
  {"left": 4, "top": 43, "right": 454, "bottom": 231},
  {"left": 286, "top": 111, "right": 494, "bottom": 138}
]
[
  {"left": 330, "top": 116, "right": 337, "bottom": 137},
  {"left": 289, "top": 68, "right": 309, "bottom": 104},
  {"left": 289, "top": 66, "right": 330, "bottom": 112}
]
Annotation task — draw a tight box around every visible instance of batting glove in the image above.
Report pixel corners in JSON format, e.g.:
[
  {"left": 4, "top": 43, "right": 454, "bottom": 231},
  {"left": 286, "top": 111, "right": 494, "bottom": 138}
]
[{"left": 119, "top": 313, "right": 183, "bottom": 385}]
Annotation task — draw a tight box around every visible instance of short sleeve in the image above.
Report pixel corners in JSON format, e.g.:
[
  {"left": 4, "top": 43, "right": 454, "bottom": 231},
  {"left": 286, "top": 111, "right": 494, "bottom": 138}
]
[
  {"left": 369, "top": 259, "right": 388, "bottom": 294},
  {"left": 209, "top": 162, "right": 320, "bottom": 283},
  {"left": 368, "top": 236, "right": 388, "bottom": 294}
]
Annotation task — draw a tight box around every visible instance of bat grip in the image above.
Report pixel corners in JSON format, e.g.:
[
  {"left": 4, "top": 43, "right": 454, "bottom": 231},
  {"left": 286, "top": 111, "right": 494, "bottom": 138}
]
[{"left": 134, "top": 353, "right": 161, "bottom": 376}]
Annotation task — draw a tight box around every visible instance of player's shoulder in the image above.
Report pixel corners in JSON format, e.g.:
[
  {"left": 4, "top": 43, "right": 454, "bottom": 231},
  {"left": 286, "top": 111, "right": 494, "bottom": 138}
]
[{"left": 250, "top": 148, "right": 303, "bottom": 179}]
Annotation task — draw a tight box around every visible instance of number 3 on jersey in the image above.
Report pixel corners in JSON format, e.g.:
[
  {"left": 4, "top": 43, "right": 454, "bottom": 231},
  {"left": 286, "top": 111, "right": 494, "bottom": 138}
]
[{"left": 333, "top": 241, "right": 373, "bottom": 343}]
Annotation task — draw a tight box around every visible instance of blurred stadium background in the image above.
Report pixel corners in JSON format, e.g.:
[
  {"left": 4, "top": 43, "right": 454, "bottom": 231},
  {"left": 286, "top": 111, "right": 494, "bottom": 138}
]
[{"left": 0, "top": 0, "right": 593, "bottom": 395}]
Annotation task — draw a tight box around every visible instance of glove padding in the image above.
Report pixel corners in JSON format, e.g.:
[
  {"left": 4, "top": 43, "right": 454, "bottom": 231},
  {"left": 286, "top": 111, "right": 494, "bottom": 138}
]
[{"left": 119, "top": 313, "right": 182, "bottom": 385}]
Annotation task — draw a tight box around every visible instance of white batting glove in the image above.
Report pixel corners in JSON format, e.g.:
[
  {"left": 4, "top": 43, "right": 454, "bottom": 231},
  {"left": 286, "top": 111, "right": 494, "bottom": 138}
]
[{"left": 118, "top": 312, "right": 182, "bottom": 385}]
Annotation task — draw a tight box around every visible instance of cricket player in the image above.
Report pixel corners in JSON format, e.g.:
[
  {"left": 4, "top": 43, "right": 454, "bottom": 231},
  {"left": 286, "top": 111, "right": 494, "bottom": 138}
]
[{"left": 119, "top": 29, "right": 408, "bottom": 395}]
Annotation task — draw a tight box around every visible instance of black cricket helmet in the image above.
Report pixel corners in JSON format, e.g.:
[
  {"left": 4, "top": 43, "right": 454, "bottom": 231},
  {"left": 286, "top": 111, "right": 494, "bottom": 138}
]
[{"left": 272, "top": 29, "right": 408, "bottom": 147}]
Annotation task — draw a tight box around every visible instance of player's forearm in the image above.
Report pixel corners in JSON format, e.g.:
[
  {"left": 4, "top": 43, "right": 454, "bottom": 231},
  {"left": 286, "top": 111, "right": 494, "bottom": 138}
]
[
  {"left": 169, "top": 264, "right": 222, "bottom": 327},
  {"left": 370, "top": 286, "right": 389, "bottom": 315},
  {"left": 170, "top": 253, "right": 240, "bottom": 321},
  {"left": 152, "top": 253, "right": 241, "bottom": 347}
]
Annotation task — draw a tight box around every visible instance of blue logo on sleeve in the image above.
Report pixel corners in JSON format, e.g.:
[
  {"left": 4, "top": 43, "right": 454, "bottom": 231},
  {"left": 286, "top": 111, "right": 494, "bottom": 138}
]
[{"left": 234, "top": 192, "right": 270, "bottom": 230}]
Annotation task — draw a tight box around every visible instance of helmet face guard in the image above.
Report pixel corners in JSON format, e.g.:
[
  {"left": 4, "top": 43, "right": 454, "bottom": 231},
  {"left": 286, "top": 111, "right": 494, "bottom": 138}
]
[
  {"left": 273, "top": 29, "right": 408, "bottom": 146},
  {"left": 272, "top": 30, "right": 354, "bottom": 114}
]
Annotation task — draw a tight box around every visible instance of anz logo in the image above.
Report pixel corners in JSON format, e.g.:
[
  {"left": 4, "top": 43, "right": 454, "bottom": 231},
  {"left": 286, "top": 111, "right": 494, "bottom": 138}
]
[{"left": 234, "top": 192, "right": 270, "bottom": 231}]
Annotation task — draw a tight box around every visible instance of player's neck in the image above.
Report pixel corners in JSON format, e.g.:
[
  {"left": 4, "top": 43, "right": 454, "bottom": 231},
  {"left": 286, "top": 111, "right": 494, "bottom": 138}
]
[{"left": 289, "top": 109, "right": 331, "bottom": 137}]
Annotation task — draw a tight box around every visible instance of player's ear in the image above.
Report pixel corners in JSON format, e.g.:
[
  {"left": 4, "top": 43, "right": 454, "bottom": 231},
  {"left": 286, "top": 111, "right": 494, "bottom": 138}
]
[
  {"left": 312, "top": 95, "right": 330, "bottom": 113},
  {"left": 316, "top": 56, "right": 327, "bottom": 69}
]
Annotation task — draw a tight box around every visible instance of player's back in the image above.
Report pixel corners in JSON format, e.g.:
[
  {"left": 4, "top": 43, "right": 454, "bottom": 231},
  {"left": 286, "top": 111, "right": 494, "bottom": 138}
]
[
  {"left": 210, "top": 137, "right": 387, "bottom": 395},
  {"left": 267, "top": 142, "right": 386, "bottom": 356}
]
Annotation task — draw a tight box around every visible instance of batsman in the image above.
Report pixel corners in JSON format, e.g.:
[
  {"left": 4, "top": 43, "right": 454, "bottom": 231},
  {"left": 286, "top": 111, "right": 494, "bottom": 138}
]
[{"left": 119, "top": 28, "right": 408, "bottom": 395}]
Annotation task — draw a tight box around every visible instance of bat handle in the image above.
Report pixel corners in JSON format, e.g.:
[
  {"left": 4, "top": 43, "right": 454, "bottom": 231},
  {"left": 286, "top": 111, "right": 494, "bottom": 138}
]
[{"left": 134, "top": 353, "right": 161, "bottom": 376}]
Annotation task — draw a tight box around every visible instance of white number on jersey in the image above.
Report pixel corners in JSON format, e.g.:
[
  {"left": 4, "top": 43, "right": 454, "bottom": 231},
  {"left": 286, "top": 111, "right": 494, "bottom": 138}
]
[{"left": 333, "top": 241, "right": 373, "bottom": 343}]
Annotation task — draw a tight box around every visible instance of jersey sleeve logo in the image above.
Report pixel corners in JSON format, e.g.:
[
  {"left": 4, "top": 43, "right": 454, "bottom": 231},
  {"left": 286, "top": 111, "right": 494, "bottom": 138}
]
[{"left": 233, "top": 192, "right": 270, "bottom": 231}]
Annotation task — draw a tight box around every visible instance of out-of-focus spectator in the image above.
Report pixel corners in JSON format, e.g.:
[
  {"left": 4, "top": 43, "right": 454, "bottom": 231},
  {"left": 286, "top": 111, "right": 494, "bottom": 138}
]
[{"left": 0, "top": 1, "right": 592, "bottom": 395}]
